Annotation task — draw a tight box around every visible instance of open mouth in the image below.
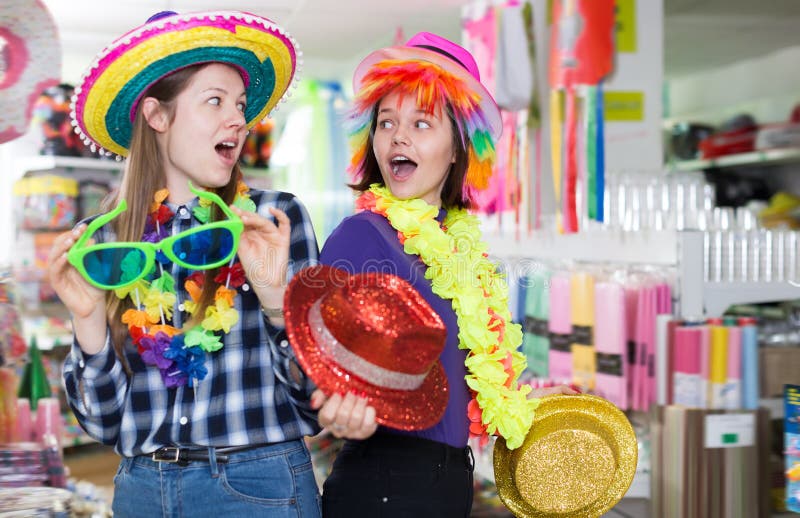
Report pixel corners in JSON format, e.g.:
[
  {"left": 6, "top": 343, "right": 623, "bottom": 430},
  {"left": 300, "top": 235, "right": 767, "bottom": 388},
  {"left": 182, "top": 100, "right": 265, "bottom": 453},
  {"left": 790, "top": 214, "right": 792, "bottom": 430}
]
[
  {"left": 215, "top": 140, "right": 238, "bottom": 161},
  {"left": 390, "top": 155, "right": 418, "bottom": 178}
]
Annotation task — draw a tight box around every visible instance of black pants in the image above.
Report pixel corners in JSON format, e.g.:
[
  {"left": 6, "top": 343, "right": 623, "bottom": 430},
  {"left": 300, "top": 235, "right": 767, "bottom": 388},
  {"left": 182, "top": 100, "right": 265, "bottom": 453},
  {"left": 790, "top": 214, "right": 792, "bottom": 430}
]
[{"left": 322, "top": 432, "right": 475, "bottom": 517}]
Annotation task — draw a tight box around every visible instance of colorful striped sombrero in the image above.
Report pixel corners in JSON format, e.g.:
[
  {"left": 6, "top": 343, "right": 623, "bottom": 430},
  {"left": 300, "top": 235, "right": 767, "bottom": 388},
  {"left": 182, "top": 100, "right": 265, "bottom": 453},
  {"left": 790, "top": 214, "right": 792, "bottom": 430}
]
[{"left": 71, "top": 10, "right": 300, "bottom": 157}]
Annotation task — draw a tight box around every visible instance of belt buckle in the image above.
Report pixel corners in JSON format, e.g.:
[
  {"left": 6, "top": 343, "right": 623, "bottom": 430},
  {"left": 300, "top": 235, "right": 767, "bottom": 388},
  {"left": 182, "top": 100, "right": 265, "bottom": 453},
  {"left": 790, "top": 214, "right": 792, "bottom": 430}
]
[{"left": 152, "top": 447, "right": 181, "bottom": 463}]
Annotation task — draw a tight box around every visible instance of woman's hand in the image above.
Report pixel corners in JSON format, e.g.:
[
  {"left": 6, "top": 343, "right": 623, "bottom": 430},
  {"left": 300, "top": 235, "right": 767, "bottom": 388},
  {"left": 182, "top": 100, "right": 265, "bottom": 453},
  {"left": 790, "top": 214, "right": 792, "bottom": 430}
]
[
  {"left": 46, "top": 225, "right": 105, "bottom": 320},
  {"left": 231, "top": 206, "right": 290, "bottom": 309},
  {"left": 529, "top": 384, "right": 580, "bottom": 398},
  {"left": 311, "top": 389, "right": 378, "bottom": 440}
]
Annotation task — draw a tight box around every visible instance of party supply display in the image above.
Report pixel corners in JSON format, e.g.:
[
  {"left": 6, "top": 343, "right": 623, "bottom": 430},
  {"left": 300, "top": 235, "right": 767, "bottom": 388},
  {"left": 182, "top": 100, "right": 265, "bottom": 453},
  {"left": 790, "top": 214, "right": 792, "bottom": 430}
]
[
  {"left": 357, "top": 184, "right": 536, "bottom": 449},
  {"left": 67, "top": 182, "right": 242, "bottom": 290},
  {"left": 739, "top": 317, "right": 759, "bottom": 410},
  {"left": 12, "top": 175, "right": 78, "bottom": 230},
  {"left": 570, "top": 272, "right": 595, "bottom": 391},
  {"left": 547, "top": 274, "right": 572, "bottom": 384},
  {"left": 786, "top": 384, "right": 800, "bottom": 513},
  {"left": 31, "top": 83, "right": 86, "bottom": 156},
  {"left": 493, "top": 394, "right": 637, "bottom": 517},
  {"left": 521, "top": 270, "right": 550, "bottom": 378},
  {"left": 71, "top": 10, "right": 300, "bottom": 157},
  {"left": 594, "top": 282, "right": 628, "bottom": 409},
  {"left": 284, "top": 264, "right": 448, "bottom": 431},
  {"left": 16, "top": 337, "right": 50, "bottom": 411},
  {"left": 0, "top": 0, "right": 61, "bottom": 144},
  {"left": 0, "top": 368, "right": 17, "bottom": 442}
]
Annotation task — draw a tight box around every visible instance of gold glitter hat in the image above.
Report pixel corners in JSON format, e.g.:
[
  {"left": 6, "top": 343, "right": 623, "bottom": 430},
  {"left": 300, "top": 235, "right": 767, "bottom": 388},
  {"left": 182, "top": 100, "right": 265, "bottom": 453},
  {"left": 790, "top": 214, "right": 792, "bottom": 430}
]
[
  {"left": 284, "top": 265, "right": 449, "bottom": 430},
  {"left": 493, "top": 394, "right": 637, "bottom": 517}
]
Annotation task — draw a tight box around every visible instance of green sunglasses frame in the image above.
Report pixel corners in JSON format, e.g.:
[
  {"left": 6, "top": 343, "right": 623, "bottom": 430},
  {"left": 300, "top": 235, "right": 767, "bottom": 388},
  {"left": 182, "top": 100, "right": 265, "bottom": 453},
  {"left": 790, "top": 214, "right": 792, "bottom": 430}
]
[{"left": 67, "top": 182, "right": 243, "bottom": 290}]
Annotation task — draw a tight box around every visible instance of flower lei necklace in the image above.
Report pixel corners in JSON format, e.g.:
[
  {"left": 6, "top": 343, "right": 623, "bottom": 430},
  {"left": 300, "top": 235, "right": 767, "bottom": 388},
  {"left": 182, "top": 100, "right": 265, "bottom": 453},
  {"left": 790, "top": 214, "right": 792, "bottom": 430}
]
[
  {"left": 356, "top": 184, "right": 538, "bottom": 450},
  {"left": 114, "top": 181, "right": 256, "bottom": 389}
]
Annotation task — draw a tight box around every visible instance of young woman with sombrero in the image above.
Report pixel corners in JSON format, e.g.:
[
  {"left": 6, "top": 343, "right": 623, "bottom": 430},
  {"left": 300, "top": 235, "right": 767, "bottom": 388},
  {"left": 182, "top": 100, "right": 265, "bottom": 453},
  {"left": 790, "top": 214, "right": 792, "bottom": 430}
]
[
  {"left": 47, "top": 11, "right": 322, "bottom": 516},
  {"left": 309, "top": 32, "right": 577, "bottom": 516}
]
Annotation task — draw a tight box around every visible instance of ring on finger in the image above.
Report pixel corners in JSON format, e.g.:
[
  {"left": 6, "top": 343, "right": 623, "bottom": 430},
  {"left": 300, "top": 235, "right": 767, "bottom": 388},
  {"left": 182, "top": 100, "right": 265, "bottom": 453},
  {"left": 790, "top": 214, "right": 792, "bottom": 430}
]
[{"left": 331, "top": 424, "right": 345, "bottom": 432}]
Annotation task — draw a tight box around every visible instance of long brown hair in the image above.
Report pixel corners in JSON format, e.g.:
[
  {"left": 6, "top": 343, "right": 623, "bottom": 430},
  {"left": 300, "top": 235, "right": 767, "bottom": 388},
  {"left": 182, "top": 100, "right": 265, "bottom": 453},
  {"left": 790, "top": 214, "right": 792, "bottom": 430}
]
[
  {"left": 348, "top": 100, "right": 471, "bottom": 210},
  {"left": 106, "top": 63, "right": 242, "bottom": 371}
]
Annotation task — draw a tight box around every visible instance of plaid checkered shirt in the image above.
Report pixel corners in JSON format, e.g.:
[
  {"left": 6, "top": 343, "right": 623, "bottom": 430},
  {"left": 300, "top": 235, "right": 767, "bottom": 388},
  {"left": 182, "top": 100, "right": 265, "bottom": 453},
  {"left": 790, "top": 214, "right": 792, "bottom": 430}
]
[{"left": 62, "top": 189, "right": 321, "bottom": 457}]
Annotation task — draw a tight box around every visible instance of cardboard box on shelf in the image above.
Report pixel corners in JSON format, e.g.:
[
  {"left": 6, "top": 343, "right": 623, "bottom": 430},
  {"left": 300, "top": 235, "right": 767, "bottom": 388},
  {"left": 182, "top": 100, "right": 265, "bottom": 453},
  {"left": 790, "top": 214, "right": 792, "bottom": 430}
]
[{"left": 759, "top": 347, "right": 800, "bottom": 398}]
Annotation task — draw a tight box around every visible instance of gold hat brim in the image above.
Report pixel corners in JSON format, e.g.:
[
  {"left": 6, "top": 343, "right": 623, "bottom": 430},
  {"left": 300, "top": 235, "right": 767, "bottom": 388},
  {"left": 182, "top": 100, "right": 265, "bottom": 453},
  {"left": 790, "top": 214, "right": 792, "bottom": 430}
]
[{"left": 493, "top": 394, "right": 638, "bottom": 517}]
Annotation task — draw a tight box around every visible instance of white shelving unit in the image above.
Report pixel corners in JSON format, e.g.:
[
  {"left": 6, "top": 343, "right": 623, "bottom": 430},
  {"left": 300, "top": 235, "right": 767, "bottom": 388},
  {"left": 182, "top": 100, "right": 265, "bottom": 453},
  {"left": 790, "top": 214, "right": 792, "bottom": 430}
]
[
  {"left": 486, "top": 228, "right": 797, "bottom": 504},
  {"left": 670, "top": 147, "right": 800, "bottom": 172},
  {"left": 13, "top": 155, "right": 125, "bottom": 177},
  {"left": 487, "top": 229, "right": 799, "bottom": 318}
]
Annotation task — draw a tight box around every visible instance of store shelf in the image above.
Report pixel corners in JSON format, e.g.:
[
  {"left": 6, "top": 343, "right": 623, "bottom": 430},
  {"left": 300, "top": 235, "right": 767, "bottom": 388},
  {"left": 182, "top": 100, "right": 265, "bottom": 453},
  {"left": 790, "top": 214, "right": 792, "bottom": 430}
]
[
  {"left": 759, "top": 397, "right": 785, "bottom": 420},
  {"left": 487, "top": 230, "right": 800, "bottom": 318},
  {"left": 670, "top": 147, "right": 800, "bottom": 172},
  {"left": 484, "top": 230, "right": 679, "bottom": 266},
  {"left": 703, "top": 281, "right": 800, "bottom": 316},
  {"left": 13, "top": 156, "right": 124, "bottom": 176}
]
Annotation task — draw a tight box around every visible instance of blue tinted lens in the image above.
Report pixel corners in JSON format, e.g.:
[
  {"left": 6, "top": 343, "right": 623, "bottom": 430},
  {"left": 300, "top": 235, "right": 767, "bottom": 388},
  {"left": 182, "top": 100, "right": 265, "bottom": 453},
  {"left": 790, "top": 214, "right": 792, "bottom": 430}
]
[
  {"left": 171, "top": 227, "right": 234, "bottom": 268},
  {"left": 83, "top": 248, "right": 147, "bottom": 287}
]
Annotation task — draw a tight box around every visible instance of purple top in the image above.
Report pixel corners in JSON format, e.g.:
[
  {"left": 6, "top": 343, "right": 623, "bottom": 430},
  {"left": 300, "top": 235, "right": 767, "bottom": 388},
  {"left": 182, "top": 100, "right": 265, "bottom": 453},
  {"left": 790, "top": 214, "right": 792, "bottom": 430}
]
[{"left": 320, "top": 210, "right": 470, "bottom": 448}]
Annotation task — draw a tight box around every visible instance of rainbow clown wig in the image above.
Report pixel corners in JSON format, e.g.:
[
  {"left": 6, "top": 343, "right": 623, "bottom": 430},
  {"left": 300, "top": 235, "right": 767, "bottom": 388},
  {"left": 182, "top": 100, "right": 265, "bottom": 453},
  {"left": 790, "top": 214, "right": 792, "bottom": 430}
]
[{"left": 347, "top": 32, "right": 502, "bottom": 206}]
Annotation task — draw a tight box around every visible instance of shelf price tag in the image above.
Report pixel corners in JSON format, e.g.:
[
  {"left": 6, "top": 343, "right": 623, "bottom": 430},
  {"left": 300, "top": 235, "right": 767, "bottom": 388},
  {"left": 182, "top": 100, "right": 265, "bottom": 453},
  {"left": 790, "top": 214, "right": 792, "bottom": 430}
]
[{"left": 704, "top": 413, "right": 755, "bottom": 449}]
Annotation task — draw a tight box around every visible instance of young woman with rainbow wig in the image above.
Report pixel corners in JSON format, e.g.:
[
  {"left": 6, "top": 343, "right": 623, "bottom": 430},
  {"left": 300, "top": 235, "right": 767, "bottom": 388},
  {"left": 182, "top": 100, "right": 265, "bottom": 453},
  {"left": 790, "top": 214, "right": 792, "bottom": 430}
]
[{"left": 311, "top": 32, "right": 576, "bottom": 517}]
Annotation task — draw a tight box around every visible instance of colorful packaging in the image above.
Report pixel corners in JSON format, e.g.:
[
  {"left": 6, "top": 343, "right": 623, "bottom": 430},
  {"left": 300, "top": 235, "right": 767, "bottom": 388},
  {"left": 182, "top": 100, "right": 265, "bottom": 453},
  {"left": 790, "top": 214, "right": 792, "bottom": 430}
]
[
  {"left": 786, "top": 384, "right": 800, "bottom": 513},
  {"left": 13, "top": 176, "right": 78, "bottom": 230},
  {"left": 783, "top": 385, "right": 800, "bottom": 513}
]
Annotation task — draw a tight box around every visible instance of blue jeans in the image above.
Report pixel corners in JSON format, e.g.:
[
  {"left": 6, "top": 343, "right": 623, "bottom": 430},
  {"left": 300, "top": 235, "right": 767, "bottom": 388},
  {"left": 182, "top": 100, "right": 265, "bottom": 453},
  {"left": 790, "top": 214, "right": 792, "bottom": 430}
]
[{"left": 112, "top": 440, "right": 321, "bottom": 517}]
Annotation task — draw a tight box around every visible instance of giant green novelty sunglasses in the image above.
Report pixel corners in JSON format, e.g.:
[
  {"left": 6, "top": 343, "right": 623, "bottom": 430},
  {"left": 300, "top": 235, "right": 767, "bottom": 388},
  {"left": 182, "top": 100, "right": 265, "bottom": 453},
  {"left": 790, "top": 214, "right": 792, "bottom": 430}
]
[{"left": 67, "top": 182, "right": 243, "bottom": 290}]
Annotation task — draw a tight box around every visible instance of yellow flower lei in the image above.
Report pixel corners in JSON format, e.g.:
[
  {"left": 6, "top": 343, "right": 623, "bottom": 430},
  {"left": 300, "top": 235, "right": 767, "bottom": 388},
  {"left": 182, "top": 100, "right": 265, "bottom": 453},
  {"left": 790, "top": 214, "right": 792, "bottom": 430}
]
[{"left": 362, "top": 184, "right": 538, "bottom": 449}]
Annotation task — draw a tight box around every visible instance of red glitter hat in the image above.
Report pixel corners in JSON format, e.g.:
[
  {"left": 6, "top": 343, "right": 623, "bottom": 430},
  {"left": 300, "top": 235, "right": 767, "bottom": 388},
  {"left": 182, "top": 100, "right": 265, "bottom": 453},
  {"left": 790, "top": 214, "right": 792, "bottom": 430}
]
[{"left": 284, "top": 265, "right": 448, "bottom": 431}]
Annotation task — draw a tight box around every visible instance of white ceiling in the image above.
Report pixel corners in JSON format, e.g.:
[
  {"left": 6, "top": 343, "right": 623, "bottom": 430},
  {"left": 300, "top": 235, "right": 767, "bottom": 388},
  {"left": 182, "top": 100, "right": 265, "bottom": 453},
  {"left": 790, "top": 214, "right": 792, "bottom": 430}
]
[{"left": 41, "top": 0, "right": 800, "bottom": 83}]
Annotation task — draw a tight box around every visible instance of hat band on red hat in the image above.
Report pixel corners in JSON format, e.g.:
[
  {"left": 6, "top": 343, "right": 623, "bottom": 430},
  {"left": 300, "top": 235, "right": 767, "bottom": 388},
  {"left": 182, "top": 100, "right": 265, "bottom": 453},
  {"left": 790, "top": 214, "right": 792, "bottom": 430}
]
[{"left": 308, "top": 300, "right": 427, "bottom": 391}]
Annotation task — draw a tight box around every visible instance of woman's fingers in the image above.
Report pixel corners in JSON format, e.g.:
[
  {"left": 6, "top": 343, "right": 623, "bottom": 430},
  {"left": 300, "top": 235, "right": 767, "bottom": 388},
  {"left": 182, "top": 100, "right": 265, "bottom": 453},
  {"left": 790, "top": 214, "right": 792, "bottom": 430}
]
[
  {"left": 317, "top": 392, "right": 378, "bottom": 439},
  {"left": 310, "top": 389, "right": 328, "bottom": 410},
  {"left": 268, "top": 207, "right": 291, "bottom": 237},
  {"left": 350, "top": 403, "right": 377, "bottom": 440},
  {"left": 530, "top": 384, "right": 580, "bottom": 398},
  {"left": 233, "top": 206, "right": 270, "bottom": 231},
  {"left": 346, "top": 395, "right": 367, "bottom": 430},
  {"left": 317, "top": 392, "right": 343, "bottom": 430},
  {"left": 331, "top": 392, "right": 357, "bottom": 435}
]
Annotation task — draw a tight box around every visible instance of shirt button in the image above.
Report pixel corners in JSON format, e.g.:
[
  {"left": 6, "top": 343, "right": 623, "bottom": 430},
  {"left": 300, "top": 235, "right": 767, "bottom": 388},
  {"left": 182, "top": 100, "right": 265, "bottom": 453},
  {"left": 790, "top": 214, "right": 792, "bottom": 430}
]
[
  {"left": 280, "top": 340, "right": 289, "bottom": 348},
  {"left": 78, "top": 360, "right": 85, "bottom": 368},
  {"left": 179, "top": 207, "right": 188, "bottom": 216},
  {"left": 180, "top": 416, "right": 188, "bottom": 425},
  {"left": 382, "top": 497, "right": 388, "bottom": 503}
]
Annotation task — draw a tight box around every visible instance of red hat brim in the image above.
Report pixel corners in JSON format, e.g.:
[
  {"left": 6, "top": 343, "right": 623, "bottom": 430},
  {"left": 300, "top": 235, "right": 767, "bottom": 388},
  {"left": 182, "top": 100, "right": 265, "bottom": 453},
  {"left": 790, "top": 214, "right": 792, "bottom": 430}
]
[{"left": 284, "top": 265, "right": 448, "bottom": 431}]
